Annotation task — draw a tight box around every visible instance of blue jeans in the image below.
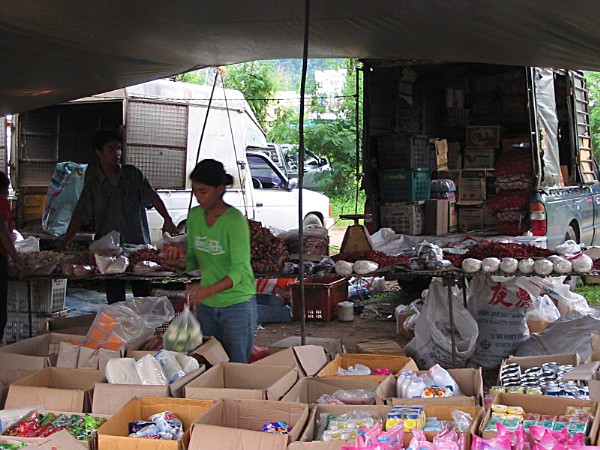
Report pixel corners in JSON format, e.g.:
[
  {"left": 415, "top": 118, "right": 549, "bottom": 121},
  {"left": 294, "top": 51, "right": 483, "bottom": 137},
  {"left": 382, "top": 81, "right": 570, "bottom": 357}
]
[{"left": 196, "top": 297, "right": 257, "bottom": 363}]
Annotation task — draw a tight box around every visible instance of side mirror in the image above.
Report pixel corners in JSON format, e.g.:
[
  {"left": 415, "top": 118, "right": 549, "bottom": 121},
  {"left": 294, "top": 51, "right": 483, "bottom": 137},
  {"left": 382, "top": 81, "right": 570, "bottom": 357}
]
[{"left": 287, "top": 178, "right": 299, "bottom": 189}]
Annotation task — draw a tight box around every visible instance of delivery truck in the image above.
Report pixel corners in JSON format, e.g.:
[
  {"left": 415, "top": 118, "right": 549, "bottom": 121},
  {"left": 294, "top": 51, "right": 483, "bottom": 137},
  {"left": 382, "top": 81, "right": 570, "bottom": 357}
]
[
  {"left": 9, "top": 79, "right": 333, "bottom": 243},
  {"left": 362, "top": 61, "right": 600, "bottom": 250}
]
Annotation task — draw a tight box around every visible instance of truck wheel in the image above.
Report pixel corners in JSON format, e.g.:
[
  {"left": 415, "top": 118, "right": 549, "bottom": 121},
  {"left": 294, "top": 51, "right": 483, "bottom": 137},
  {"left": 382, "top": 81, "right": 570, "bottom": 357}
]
[{"left": 303, "top": 213, "right": 322, "bottom": 227}]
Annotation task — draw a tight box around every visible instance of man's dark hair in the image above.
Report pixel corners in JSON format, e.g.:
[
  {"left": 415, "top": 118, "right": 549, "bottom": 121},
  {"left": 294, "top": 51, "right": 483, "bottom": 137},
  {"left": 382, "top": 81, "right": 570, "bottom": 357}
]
[
  {"left": 91, "top": 129, "right": 122, "bottom": 153},
  {"left": 0, "top": 171, "right": 9, "bottom": 191}
]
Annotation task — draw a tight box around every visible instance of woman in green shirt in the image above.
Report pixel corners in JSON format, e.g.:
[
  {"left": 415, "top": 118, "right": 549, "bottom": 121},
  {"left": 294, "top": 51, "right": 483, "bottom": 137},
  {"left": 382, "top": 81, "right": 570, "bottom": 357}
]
[{"left": 166, "top": 159, "right": 257, "bottom": 362}]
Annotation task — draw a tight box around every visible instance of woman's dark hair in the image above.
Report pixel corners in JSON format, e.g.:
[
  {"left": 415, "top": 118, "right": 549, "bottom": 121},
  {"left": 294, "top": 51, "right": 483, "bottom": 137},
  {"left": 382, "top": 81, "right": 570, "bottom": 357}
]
[
  {"left": 190, "top": 159, "right": 233, "bottom": 187},
  {"left": 0, "top": 171, "right": 9, "bottom": 192},
  {"left": 91, "top": 129, "right": 122, "bottom": 153}
]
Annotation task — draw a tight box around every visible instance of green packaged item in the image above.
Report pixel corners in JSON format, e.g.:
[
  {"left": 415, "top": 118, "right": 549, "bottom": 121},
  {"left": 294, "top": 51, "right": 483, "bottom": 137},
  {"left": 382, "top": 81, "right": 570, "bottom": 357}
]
[{"left": 0, "top": 444, "right": 27, "bottom": 449}]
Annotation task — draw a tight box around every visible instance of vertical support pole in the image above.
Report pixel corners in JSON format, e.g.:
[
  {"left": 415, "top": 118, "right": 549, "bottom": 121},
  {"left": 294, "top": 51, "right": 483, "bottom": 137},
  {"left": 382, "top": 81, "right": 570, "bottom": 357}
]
[{"left": 443, "top": 276, "right": 457, "bottom": 368}]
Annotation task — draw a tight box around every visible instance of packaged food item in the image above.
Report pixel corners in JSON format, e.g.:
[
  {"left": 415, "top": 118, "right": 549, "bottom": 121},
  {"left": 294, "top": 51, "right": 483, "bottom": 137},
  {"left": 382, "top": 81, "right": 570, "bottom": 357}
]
[
  {"left": 261, "top": 421, "right": 292, "bottom": 434},
  {"left": 153, "top": 349, "right": 186, "bottom": 384}
]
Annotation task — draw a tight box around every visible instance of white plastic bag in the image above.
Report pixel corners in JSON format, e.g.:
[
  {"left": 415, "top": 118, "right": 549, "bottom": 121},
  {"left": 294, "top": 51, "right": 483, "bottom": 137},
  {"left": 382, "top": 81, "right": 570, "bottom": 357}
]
[
  {"left": 95, "top": 253, "right": 129, "bottom": 274},
  {"left": 135, "top": 354, "right": 168, "bottom": 385},
  {"left": 540, "top": 277, "right": 591, "bottom": 315},
  {"left": 467, "top": 276, "right": 540, "bottom": 368},
  {"left": 163, "top": 304, "right": 203, "bottom": 352},
  {"left": 105, "top": 358, "right": 142, "bottom": 384},
  {"left": 89, "top": 230, "right": 122, "bottom": 256},
  {"left": 335, "top": 260, "right": 354, "bottom": 276},
  {"left": 555, "top": 239, "right": 581, "bottom": 256},
  {"left": 353, "top": 260, "right": 379, "bottom": 275},
  {"left": 14, "top": 236, "right": 40, "bottom": 254},
  {"left": 405, "top": 279, "right": 479, "bottom": 368},
  {"left": 526, "top": 295, "right": 560, "bottom": 323}
]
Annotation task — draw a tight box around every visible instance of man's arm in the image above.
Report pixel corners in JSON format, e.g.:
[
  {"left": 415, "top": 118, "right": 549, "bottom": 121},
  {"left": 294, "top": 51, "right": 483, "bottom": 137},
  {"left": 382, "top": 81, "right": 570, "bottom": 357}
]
[
  {"left": 151, "top": 196, "right": 179, "bottom": 235},
  {"left": 59, "top": 217, "right": 81, "bottom": 251}
]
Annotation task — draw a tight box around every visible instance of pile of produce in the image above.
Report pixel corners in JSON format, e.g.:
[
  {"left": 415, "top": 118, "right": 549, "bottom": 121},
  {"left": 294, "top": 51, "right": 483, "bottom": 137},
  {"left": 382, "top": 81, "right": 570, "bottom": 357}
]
[
  {"left": 248, "top": 219, "right": 289, "bottom": 274},
  {"left": 126, "top": 247, "right": 169, "bottom": 273},
  {"left": 488, "top": 149, "right": 534, "bottom": 235},
  {"left": 457, "top": 241, "right": 554, "bottom": 264},
  {"left": 331, "top": 250, "right": 410, "bottom": 268},
  {"left": 61, "top": 251, "right": 98, "bottom": 278},
  {"left": 9, "top": 250, "right": 68, "bottom": 277}
]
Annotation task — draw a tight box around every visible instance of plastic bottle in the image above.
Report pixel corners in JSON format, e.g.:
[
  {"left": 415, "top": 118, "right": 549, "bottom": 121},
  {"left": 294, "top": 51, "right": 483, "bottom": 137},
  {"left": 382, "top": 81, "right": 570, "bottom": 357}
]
[
  {"left": 400, "top": 373, "right": 416, "bottom": 398},
  {"left": 396, "top": 370, "right": 412, "bottom": 397},
  {"left": 419, "top": 373, "right": 435, "bottom": 387},
  {"left": 405, "top": 377, "right": 427, "bottom": 399},
  {"left": 429, "top": 364, "right": 462, "bottom": 396}
]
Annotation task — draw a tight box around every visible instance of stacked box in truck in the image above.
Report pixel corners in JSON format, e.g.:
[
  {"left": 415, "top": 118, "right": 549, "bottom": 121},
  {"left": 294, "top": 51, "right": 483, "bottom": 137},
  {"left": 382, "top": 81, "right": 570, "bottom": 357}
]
[{"left": 363, "top": 61, "right": 600, "bottom": 249}]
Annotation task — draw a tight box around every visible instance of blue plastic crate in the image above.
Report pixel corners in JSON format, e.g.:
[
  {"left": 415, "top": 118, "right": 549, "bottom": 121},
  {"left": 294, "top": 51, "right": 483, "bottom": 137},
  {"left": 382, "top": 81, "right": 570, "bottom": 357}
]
[{"left": 379, "top": 168, "right": 431, "bottom": 202}]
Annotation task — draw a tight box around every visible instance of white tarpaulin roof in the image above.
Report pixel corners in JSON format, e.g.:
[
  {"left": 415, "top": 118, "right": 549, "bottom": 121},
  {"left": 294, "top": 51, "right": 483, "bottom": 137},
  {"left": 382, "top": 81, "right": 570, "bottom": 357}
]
[{"left": 2, "top": 1, "right": 600, "bottom": 115}]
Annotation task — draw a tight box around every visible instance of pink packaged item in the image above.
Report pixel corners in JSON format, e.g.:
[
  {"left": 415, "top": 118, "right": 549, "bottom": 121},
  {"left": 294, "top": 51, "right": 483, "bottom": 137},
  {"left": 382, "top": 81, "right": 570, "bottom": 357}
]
[
  {"left": 371, "top": 368, "right": 392, "bottom": 376},
  {"left": 471, "top": 435, "right": 512, "bottom": 450}
]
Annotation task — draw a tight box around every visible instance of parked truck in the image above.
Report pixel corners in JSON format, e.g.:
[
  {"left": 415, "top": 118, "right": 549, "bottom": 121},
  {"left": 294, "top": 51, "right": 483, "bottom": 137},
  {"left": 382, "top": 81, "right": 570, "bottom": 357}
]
[
  {"left": 10, "top": 79, "right": 333, "bottom": 243},
  {"left": 362, "top": 61, "right": 600, "bottom": 249}
]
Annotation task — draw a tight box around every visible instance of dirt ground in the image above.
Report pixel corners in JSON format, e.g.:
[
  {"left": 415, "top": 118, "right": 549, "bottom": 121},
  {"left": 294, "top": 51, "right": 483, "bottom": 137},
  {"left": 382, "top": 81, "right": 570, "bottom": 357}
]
[{"left": 252, "top": 226, "right": 411, "bottom": 352}]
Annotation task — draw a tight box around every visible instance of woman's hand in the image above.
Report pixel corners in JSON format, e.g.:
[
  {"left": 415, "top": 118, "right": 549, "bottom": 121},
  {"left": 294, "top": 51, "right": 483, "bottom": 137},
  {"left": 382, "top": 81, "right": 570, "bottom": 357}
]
[
  {"left": 186, "top": 283, "right": 208, "bottom": 304},
  {"left": 162, "top": 245, "right": 186, "bottom": 269}
]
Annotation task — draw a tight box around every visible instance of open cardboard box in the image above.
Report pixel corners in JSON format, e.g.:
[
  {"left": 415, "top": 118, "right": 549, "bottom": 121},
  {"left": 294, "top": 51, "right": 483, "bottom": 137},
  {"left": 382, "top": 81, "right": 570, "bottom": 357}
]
[
  {"left": 282, "top": 376, "right": 383, "bottom": 404},
  {"left": 498, "top": 353, "right": 579, "bottom": 385},
  {"left": 92, "top": 363, "right": 206, "bottom": 415},
  {"left": 126, "top": 336, "right": 230, "bottom": 368},
  {"left": 0, "top": 332, "right": 85, "bottom": 370},
  {"left": 0, "top": 409, "right": 111, "bottom": 449},
  {"left": 189, "top": 398, "right": 309, "bottom": 450},
  {"left": 268, "top": 336, "right": 342, "bottom": 361},
  {"left": 48, "top": 313, "right": 96, "bottom": 335},
  {"left": 287, "top": 403, "right": 482, "bottom": 450},
  {"left": 97, "top": 397, "right": 213, "bottom": 450},
  {"left": 317, "top": 353, "right": 418, "bottom": 382},
  {"left": 377, "top": 368, "right": 484, "bottom": 407},
  {"left": 57, "top": 339, "right": 125, "bottom": 370},
  {"left": 480, "top": 393, "right": 600, "bottom": 444},
  {"left": 253, "top": 345, "right": 329, "bottom": 378},
  {"left": 591, "top": 370, "right": 600, "bottom": 402},
  {"left": 0, "top": 369, "right": 39, "bottom": 409},
  {"left": 184, "top": 362, "right": 298, "bottom": 401},
  {"left": 5, "top": 367, "right": 105, "bottom": 412}
]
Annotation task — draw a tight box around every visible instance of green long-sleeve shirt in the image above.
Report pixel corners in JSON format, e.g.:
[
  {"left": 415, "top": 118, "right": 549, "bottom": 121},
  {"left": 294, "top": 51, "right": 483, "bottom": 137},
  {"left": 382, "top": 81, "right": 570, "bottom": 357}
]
[{"left": 185, "top": 206, "right": 255, "bottom": 307}]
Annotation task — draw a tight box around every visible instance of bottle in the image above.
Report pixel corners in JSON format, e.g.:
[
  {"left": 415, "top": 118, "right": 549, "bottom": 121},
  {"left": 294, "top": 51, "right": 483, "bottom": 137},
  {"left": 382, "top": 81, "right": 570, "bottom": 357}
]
[
  {"left": 405, "top": 377, "right": 427, "bottom": 399},
  {"left": 419, "top": 373, "right": 435, "bottom": 387},
  {"left": 429, "top": 364, "right": 462, "bottom": 396},
  {"left": 400, "top": 373, "right": 416, "bottom": 398},
  {"left": 396, "top": 371, "right": 412, "bottom": 397}
]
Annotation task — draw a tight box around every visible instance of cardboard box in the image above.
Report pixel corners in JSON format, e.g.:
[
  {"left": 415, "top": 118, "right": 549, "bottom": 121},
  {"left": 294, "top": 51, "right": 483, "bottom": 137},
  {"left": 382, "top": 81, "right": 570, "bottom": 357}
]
[
  {"left": 0, "top": 369, "right": 38, "bottom": 409},
  {"left": 396, "top": 307, "right": 416, "bottom": 339},
  {"left": 97, "top": 397, "right": 214, "bottom": 450},
  {"left": 317, "top": 353, "right": 418, "bottom": 382},
  {"left": 466, "top": 125, "right": 501, "bottom": 148},
  {"left": 189, "top": 398, "right": 309, "bottom": 450},
  {"left": 480, "top": 393, "right": 600, "bottom": 444},
  {"left": 48, "top": 313, "right": 96, "bottom": 335},
  {"left": 356, "top": 339, "right": 404, "bottom": 355},
  {"left": 376, "top": 368, "right": 484, "bottom": 407},
  {"left": 483, "top": 201, "right": 496, "bottom": 227},
  {"left": 253, "top": 345, "right": 329, "bottom": 378},
  {"left": 5, "top": 367, "right": 105, "bottom": 412},
  {"left": 447, "top": 142, "right": 462, "bottom": 170},
  {"left": 289, "top": 404, "right": 482, "bottom": 449},
  {"left": 0, "top": 332, "right": 85, "bottom": 370},
  {"left": 184, "top": 362, "right": 298, "bottom": 400},
  {"left": 463, "top": 148, "right": 495, "bottom": 169},
  {"left": 457, "top": 202, "right": 485, "bottom": 231},
  {"left": 458, "top": 169, "right": 487, "bottom": 201},
  {"left": 590, "top": 370, "right": 600, "bottom": 402},
  {"left": 56, "top": 340, "right": 125, "bottom": 371},
  {"left": 281, "top": 375, "right": 383, "bottom": 404},
  {"left": 498, "top": 353, "right": 580, "bottom": 385},
  {"left": 268, "top": 336, "right": 342, "bottom": 361},
  {"left": 431, "top": 139, "right": 448, "bottom": 171},
  {"left": 126, "top": 336, "right": 229, "bottom": 368},
  {"left": 424, "top": 199, "right": 449, "bottom": 235},
  {"left": 92, "top": 365, "right": 206, "bottom": 415},
  {"left": 449, "top": 201, "right": 457, "bottom": 232}
]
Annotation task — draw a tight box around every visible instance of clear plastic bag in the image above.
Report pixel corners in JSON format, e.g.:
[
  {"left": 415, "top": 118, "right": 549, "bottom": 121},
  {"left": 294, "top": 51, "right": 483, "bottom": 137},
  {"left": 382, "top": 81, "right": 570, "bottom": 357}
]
[
  {"left": 331, "top": 389, "right": 376, "bottom": 405},
  {"left": 163, "top": 304, "right": 203, "bottom": 353},
  {"left": 89, "top": 230, "right": 122, "bottom": 256}
]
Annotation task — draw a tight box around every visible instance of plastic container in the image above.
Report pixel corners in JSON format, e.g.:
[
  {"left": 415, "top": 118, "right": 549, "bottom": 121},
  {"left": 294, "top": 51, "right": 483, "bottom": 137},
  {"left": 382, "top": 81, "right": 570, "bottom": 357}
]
[
  {"left": 379, "top": 168, "right": 431, "bottom": 203},
  {"left": 429, "top": 364, "right": 462, "bottom": 396},
  {"left": 291, "top": 277, "right": 348, "bottom": 321},
  {"left": 337, "top": 301, "right": 355, "bottom": 322}
]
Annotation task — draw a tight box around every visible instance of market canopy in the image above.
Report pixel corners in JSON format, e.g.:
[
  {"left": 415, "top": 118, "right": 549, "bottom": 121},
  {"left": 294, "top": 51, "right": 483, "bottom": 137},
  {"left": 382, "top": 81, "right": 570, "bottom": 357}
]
[{"left": 2, "top": 1, "right": 600, "bottom": 115}]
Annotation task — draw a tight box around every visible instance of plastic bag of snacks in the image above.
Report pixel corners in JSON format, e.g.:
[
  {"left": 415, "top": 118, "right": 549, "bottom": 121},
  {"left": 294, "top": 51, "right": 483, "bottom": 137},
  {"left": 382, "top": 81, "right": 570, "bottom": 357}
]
[{"left": 129, "top": 411, "right": 183, "bottom": 440}]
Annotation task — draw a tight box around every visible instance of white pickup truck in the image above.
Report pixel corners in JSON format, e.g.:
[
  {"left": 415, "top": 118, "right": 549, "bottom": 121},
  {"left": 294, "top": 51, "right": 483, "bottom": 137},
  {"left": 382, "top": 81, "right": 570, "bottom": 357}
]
[{"left": 148, "top": 150, "right": 333, "bottom": 241}]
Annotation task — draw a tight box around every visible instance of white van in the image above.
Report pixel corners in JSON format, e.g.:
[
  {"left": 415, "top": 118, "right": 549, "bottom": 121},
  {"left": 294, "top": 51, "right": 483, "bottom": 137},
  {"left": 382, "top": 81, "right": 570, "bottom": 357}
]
[{"left": 11, "top": 79, "right": 333, "bottom": 243}]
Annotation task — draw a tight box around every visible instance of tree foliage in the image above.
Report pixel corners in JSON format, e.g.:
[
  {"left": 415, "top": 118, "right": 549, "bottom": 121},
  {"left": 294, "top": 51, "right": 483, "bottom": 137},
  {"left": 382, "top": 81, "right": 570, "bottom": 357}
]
[{"left": 586, "top": 71, "right": 600, "bottom": 160}]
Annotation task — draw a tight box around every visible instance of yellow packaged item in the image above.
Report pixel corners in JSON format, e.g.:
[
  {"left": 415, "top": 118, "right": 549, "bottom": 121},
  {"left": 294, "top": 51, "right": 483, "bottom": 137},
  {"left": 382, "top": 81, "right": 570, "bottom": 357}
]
[
  {"left": 507, "top": 406, "right": 525, "bottom": 416},
  {"left": 492, "top": 404, "right": 508, "bottom": 413}
]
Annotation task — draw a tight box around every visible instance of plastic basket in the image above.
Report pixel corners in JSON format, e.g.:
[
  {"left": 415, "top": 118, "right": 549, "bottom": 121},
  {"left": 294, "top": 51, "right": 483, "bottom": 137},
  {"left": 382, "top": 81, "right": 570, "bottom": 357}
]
[
  {"left": 377, "top": 134, "right": 429, "bottom": 169},
  {"left": 291, "top": 277, "right": 348, "bottom": 321},
  {"left": 379, "top": 168, "right": 431, "bottom": 202},
  {"left": 380, "top": 202, "right": 425, "bottom": 235},
  {"left": 7, "top": 279, "right": 67, "bottom": 313}
]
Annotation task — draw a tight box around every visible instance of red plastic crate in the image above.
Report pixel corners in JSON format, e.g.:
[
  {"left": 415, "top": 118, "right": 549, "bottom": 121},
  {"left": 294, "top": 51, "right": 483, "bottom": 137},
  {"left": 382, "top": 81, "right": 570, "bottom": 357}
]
[
  {"left": 152, "top": 288, "right": 193, "bottom": 335},
  {"left": 291, "top": 277, "right": 349, "bottom": 321}
]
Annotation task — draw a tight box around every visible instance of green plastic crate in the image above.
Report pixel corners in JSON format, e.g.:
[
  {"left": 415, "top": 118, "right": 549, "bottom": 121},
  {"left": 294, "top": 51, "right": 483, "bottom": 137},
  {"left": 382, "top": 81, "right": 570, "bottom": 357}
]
[{"left": 379, "top": 168, "right": 431, "bottom": 202}]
